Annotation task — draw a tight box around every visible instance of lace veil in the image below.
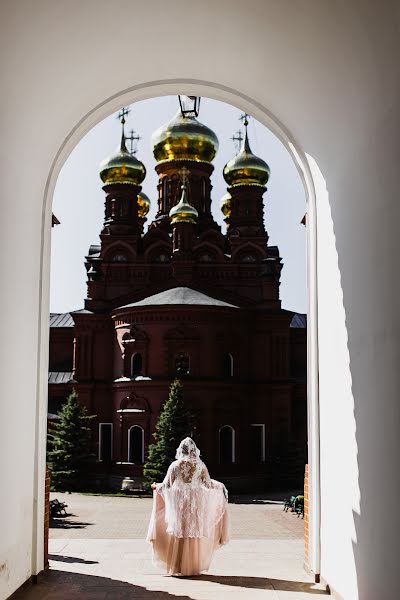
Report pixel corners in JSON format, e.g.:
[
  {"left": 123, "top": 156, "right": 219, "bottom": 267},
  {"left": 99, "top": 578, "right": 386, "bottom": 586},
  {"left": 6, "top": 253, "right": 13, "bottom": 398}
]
[
  {"left": 175, "top": 437, "right": 201, "bottom": 461},
  {"left": 157, "top": 437, "right": 228, "bottom": 538}
]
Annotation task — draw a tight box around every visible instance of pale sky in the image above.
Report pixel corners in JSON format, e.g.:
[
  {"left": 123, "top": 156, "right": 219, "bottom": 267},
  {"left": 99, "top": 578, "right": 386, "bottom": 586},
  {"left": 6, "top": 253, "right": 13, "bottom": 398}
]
[{"left": 50, "top": 96, "right": 306, "bottom": 314}]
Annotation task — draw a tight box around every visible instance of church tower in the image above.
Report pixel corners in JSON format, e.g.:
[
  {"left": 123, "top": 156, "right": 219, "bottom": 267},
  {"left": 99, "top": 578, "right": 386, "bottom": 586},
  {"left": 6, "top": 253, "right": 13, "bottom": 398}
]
[
  {"left": 151, "top": 111, "right": 220, "bottom": 234},
  {"left": 221, "top": 114, "right": 282, "bottom": 306},
  {"left": 85, "top": 108, "right": 148, "bottom": 309}
]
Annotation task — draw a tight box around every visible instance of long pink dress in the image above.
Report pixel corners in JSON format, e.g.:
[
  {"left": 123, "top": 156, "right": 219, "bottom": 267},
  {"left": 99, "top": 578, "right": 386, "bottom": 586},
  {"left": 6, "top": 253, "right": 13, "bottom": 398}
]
[{"left": 146, "top": 438, "right": 229, "bottom": 576}]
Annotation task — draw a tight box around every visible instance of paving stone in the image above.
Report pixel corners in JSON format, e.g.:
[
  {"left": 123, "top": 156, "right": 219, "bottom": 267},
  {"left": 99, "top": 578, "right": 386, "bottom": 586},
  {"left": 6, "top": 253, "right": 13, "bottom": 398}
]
[{"left": 15, "top": 494, "right": 327, "bottom": 599}]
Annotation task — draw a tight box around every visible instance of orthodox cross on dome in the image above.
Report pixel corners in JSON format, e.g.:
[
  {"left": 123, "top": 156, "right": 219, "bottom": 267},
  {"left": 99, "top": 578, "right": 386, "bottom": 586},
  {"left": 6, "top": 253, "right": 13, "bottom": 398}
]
[
  {"left": 239, "top": 112, "right": 250, "bottom": 128},
  {"left": 239, "top": 112, "right": 252, "bottom": 152},
  {"left": 117, "top": 106, "right": 130, "bottom": 126},
  {"left": 178, "top": 166, "right": 190, "bottom": 186},
  {"left": 126, "top": 129, "right": 141, "bottom": 155},
  {"left": 116, "top": 107, "right": 131, "bottom": 150},
  {"left": 231, "top": 130, "right": 244, "bottom": 153}
]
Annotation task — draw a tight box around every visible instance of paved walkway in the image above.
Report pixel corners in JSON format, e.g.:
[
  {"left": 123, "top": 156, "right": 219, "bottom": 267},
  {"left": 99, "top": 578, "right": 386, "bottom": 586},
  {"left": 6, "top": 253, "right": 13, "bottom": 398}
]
[
  {"left": 48, "top": 493, "right": 304, "bottom": 540},
  {"left": 17, "top": 493, "right": 329, "bottom": 599}
]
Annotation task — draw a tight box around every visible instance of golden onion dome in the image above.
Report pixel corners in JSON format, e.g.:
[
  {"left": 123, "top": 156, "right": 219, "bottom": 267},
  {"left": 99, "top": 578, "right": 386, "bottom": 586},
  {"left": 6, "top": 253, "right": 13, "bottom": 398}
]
[
  {"left": 152, "top": 111, "right": 218, "bottom": 163},
  {"left": 169, "top": 181, "right": 198, "bottom": 225},
  {"left": 137, "top": 191, "right": 150, "bottom": 218},
  {"left": 100, "top": 133, "right": 146, "bottom": 186},
  {"left": 220, "top": 191, "right": 232, "bottom": 218},
  {"left": 223, "top": 128, "right": 270, "bottom": 187}
]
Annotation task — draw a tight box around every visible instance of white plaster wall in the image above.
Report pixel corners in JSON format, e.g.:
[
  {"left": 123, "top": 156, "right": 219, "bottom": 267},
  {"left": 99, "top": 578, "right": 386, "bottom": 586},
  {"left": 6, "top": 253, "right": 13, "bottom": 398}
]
[{"left": 0, "top": 1, "right": 400, "bottom": 598}]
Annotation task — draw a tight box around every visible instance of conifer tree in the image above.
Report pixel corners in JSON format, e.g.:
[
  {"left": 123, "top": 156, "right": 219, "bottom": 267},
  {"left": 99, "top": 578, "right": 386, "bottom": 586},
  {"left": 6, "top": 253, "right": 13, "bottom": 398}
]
[
  {"left": 47, "top": 389, "right": 95, "bottom": 491},
  {"left": 143, "top": 379, "right": 195, "bottom": 491}
]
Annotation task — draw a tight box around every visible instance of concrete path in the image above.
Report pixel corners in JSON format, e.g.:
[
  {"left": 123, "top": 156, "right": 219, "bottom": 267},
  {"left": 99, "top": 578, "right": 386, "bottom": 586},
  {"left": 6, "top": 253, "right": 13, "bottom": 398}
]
[{"left": 17, "top": 494, "right": 329, "bottom": 599}]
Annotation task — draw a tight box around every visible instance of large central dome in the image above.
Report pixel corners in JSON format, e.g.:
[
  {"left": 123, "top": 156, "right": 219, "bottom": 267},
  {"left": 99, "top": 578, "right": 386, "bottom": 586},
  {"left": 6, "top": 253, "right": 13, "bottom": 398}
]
[{"left": 151, "top": 111, "right": 218, "bottom": 163}]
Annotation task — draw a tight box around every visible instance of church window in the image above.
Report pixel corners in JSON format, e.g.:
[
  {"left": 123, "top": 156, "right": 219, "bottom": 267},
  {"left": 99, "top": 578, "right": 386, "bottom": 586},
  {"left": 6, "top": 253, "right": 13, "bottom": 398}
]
[
  {"left": 131, "top": 353, "right": 142, "bottom": 376},
  {"left": 241, "top": 254, "right": 257, "bottom": 263},
  {"left": 175, "top": 352, "right": 190, "bottom": 375},
  {"left": 222, "top": 353, "right": 234, "bottom": 377},
  {"left": 250, "top": 424, "right": 265, "bottom": 463},
  {"left": 199, "top": 253, "right": 214, "bottom": 263},
  {"left": 162, "top": 178, "right": 168, "bottom": 211},
  {"left": 128, "top": 425, "right": 144, "bottom": 464},
  {"left": 98, "top": 423, "right": 113, "bottom": 462},
  {"left": 219, "top": 425, "right": 235, "bottom": 464},
  {"left": 111, "top": 253, "right": 128, "bottom": 262},
  {"left": 152, "top": 252, "right": 170, "bottom": 263}
]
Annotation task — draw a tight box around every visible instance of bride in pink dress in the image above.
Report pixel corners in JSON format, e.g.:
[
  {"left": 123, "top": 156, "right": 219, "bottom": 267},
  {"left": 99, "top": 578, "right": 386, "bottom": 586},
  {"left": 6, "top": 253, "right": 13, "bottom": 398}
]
[{"left": 146, "top": 437, "right": 229, "bottom": 576}]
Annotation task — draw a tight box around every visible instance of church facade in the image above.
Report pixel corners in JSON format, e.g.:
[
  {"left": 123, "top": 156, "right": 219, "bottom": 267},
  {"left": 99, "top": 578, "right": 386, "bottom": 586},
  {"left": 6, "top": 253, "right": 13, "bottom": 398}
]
[{"left": 49, "top": 107, "right": 307, "bottom": 490}]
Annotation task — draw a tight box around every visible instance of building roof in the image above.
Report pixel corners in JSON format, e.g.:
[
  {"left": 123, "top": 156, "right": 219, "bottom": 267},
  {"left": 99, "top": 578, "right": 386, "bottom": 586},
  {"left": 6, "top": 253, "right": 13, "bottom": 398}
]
[
  {"left": 48, "top": 371, "right": 73, "bottom": 384},
  {"left": 290, "top": 313, "right": 307, "bottom": 328},
  {"left": 117, "top": 287, "right": 239, "bottom": 309},
  {"left": 49, "top": 313, "right": 74, "bottom": 327}
]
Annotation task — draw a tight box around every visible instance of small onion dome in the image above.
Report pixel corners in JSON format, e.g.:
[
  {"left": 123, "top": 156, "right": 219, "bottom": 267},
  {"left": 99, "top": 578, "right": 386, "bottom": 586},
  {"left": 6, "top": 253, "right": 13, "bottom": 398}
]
[
  {"left": 152, "top": 111, "right": 218, "bottom": 163},
  {"left": 223, "top": 128, "right": 270, "bottom": 187},
  {"left": 100, "top": 132, "right": 146, "bottom": 186},
  {"left": 220, "top": 191, "right": 232, "bottom": 218},
  {"left": 137, "top": 191, "right": 150, "bottom": 218},
  {"left": 169, "top": 182, "right": 198, "bottom": 225}
]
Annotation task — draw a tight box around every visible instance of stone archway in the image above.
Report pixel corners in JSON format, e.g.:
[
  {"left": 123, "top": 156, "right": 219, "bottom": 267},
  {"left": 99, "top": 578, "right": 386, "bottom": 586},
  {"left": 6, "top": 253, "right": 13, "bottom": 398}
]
[{"left": 36, "top": 79, "right": 323, "bottom": 582}]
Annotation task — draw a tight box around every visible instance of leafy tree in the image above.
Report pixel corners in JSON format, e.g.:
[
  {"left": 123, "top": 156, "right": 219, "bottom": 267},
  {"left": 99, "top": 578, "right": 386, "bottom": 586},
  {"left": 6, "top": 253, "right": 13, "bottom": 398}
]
[
  {"left": 47, "top": 389, "right": 95, "bottom": 491},
  {"left": 143, "top": 379, "right": 196, "bottom": 491}
]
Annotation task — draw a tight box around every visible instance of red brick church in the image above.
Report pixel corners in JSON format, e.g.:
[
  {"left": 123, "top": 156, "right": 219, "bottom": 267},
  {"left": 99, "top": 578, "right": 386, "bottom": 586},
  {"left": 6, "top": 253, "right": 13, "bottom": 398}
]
[{"left": 49, "top": 104, "right": 307, "bottom": 490}]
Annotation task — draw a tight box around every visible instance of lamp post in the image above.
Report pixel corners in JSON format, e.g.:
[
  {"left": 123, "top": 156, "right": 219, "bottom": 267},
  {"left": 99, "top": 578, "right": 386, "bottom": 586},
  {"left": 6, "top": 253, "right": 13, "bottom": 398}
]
[{"left": 178, "top": 95, "right": 201, "bottom": 118}]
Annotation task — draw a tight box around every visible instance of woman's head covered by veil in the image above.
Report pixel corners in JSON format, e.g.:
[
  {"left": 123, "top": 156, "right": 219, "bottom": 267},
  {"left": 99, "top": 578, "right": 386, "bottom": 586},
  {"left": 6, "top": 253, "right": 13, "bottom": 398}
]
[{"left": 175, "top": 437, "right": 200, "bottom": 461}]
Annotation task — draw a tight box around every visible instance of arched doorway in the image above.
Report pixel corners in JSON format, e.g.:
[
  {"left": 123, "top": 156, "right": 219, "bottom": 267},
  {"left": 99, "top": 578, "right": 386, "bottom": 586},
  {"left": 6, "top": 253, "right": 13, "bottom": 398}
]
[{"left": 36, "top": 80, "right": 322, "bottom": 583}]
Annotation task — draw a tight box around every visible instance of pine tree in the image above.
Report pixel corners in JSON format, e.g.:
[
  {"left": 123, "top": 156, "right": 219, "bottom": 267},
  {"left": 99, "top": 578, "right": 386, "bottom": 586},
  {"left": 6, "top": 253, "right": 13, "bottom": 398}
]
[
  {"left": 47, "top": 389, "right": 95, "bottom": 491},
  {"left": 143, "top": 379, "right": 195, "bottom": 491}
]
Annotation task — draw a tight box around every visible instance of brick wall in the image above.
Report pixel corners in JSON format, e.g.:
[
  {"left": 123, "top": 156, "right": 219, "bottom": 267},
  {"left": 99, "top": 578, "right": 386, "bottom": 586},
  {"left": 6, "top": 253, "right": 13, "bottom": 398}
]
[
  {"left": 44, "top": 465, "right": 50, "bottom": 570},
  {"left": 304, "top": 463, "right": 309, "bottom": 567}
]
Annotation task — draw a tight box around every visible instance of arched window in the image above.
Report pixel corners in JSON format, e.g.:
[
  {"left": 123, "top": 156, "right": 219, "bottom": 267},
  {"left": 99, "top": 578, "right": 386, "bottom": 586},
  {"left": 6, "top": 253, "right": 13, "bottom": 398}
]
[
  {"left": 198, "top": 253, "right": 215, "bottom": 263},
  {"left": 98, "top": 423, "right": 113, "bottom": 462},
  {"left": 219, "top": 425, "right": 235, "bottom": 464},
  {"left": 131, "top": 353, "right": 142, "bottom": 377},
  {"left": 128, "top": 426, "right": 144, "bottom": 464},
  {"left": 111, "top": 253, "right": 128, "bottom": 262},
  {"left": 240, "top": 253, "right": 257, "bottom": 263},
  {"left": 250, "top": 424, "right": 266, "bottom": 463},
  {"left": 152, "top": 252, "right": 170, "bottom": 263},
  {"left": 175, "top": 352, "right": 190, "bottom": 375},
  {"left": 162, "top": 178, "right": 168, "bottom": 211},
  {"left": 222, "top": 353, "right": 233, "bottom": 377}
]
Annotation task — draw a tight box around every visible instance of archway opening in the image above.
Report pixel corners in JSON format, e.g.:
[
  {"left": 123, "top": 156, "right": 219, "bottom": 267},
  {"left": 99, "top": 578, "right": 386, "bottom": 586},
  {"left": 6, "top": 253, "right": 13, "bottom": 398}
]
[{"left": 40, "top": 82, "right": 321, "bottom": 582}]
